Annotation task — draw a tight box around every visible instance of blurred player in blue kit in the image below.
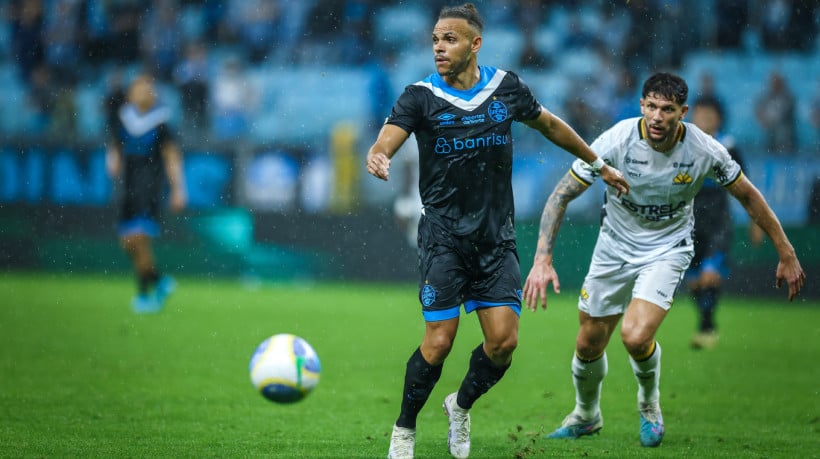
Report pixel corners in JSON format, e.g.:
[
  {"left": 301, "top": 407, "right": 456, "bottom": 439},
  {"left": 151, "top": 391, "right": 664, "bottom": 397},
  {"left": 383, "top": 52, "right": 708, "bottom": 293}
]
[
  {"left": 686, "top": 96, "right": 763, "bottom": 350},
  {"left": 106, "top": 75, "right": 187, "bottom": 313},
  {"left": 365, "top": 4, "right": 629, "bottom": 458},
  {"left": 523, "top": 73, "right": 805, "bottom": 447}
]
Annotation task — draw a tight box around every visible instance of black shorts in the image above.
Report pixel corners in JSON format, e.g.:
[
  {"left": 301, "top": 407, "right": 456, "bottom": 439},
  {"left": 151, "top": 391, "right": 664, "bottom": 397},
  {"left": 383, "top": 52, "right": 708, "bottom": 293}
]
[
  {"left": 417, "top": 216, "right": 522, "bottom": 322},
  {"left": 117, "top": 188, "right": 161, "bottom": 237}
]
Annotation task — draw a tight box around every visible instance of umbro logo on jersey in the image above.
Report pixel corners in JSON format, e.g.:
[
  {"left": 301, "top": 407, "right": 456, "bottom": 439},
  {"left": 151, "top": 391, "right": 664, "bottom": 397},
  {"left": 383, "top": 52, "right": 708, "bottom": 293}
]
[
  {"left": 437, "top": 113, "right": 456, "bottom": 126},
  {"left": 673, "top": 172, "right": 693, "bottom": 184}
]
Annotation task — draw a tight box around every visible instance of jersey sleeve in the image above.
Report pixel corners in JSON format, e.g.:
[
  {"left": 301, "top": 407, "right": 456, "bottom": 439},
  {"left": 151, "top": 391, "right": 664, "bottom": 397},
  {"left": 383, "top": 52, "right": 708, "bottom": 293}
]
[
  {"left": 385, "top": 85, "right": 423, "bottom": 134},
  {"left": 707, "top": 139, "right": 743, "bottom": 187},
  {"left": 509, "top": 73, "right": 542, "bottom": 122}
]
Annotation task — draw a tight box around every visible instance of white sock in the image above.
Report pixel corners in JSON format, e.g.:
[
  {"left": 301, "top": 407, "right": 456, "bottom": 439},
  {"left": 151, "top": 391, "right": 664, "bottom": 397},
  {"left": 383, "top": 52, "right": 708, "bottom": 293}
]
[
  {"left": 572, "top": 352, "right": 607, "bottom": 419},
  {"left": 629, "top": 341, "right": 662, "bottom": 405}
]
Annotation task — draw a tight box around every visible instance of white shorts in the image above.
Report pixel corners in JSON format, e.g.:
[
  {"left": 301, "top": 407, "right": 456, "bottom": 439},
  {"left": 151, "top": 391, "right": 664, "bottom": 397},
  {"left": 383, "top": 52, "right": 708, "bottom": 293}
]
[{"left": 578, "top": 234, "right": 693, "bottom": 317}]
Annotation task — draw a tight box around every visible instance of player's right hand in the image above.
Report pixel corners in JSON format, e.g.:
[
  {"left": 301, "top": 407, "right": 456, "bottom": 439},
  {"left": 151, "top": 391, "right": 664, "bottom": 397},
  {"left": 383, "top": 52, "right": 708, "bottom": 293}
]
[
  {"left": 366, "top": 151, "right": 391, "bottom": 181},
  {"left": 523, "top": 261, "right": 561, "bottom": 312}
]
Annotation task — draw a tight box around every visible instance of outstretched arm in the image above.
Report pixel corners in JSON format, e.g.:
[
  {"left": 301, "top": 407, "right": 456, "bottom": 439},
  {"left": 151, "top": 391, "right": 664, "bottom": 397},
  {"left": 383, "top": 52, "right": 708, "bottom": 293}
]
[
  {"left": 727, "top": 175, "right": 805, "bottom": 300},
  {"left": 523, "top": 106, "right": 629, "bottom": 196},
  {"left": 523, "top": 171, "right": 589, "bottom": 311},
  {"left": 366, "top": 124, "right": 410, "bottom": 181}
]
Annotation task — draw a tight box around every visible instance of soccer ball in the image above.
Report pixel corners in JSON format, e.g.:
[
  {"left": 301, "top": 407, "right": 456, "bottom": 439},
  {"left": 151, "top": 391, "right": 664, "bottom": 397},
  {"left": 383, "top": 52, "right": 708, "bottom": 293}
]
[{"left": 249, "top": 334, "right": 321, "bottom": 403}]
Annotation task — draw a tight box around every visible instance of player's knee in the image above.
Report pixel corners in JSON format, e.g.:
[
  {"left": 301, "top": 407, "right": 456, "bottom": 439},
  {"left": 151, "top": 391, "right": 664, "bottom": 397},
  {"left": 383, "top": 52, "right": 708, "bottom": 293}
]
[
  {"left": 422, "top": 334, "right": 455, "bottom": 362},
  {"left": 485, "top": 334, "right": 518, "bottom": 361},
  {"left": 620, "top": 329, "right": 653, "bottom": 357},
  {"left": 575, "top": 332, "right": 608, "bottom": 359}
]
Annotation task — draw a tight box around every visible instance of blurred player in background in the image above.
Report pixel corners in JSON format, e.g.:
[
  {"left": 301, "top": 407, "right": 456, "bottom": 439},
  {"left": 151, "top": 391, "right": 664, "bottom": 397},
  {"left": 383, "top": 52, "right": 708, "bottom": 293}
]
[
  {"left": 366, "top": 4, "right": 629, "bottom": 458},
  {"left": 686, "top": 96, "right": 763, "bottom": 350},
  {"left": 106, "top": 75, "right": 187, "bottom": 313},
  {"left": 524, "top": 73, "right": 805, "bottom": 447}
]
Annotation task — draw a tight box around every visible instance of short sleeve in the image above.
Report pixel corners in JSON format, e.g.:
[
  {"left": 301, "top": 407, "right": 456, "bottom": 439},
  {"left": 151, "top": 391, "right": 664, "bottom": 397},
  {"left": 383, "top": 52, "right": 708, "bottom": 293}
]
[
  {"left": 386, "top": 86, "right": 423, "bottom": 134},
  {"left": 709, "top": 144, "right": 743, "bottom": 187},
  {"left": 511, "top": 73, "right": 542, "bottom": 122}
]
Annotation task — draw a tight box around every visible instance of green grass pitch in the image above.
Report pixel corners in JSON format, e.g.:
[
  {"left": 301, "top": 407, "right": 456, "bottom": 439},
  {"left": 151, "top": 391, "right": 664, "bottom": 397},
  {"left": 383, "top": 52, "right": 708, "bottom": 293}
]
[{"left": 0, "top": 272, "right": 818, "bottom": 458}]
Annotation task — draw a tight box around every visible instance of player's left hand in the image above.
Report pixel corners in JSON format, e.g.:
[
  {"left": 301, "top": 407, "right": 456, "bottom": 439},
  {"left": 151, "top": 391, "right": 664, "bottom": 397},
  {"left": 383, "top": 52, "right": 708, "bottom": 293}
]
[
  {"left": 775, "top": 255, "right": 805, "bottom": 301},
  {"left": 600, "top": 165, "right": 629, "bottom": 196}
]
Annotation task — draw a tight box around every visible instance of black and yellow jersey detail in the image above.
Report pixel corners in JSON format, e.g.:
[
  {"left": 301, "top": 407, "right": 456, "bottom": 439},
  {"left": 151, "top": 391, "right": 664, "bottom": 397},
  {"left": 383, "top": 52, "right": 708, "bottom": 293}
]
[
  {"left": 569, "top": 168, "right": 593, "bottom": 187},
  {"left": 724, "top": 170, "right": 744, "bottom": 188}
]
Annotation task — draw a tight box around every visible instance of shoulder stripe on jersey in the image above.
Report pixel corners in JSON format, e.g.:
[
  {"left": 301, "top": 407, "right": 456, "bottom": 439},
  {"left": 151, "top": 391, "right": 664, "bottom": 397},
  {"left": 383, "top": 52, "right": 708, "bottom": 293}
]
[
  {"left": 638, "top": 118, "right": 647, "bottom": 139},
  {"left": 414, "top": 66, "right": 507, "bottom": 111},
  {"left": 569, "top": 168, "right": 592, "bottom": 187},
  {"left": 724, "top": 170, "right": 744, "bottom": 188},
  {"left": 119, "top": 104, "right": 171, "bottom": 137}
]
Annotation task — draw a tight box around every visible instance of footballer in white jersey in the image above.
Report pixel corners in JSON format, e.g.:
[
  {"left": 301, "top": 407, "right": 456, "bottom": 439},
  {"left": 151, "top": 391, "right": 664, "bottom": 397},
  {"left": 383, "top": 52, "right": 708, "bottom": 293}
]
[
  {"left": 524, "top": 72, "right": 803, "bottom": 448},
  {"left": 570, "top": 116, "right": 742, "bottom": 266}
]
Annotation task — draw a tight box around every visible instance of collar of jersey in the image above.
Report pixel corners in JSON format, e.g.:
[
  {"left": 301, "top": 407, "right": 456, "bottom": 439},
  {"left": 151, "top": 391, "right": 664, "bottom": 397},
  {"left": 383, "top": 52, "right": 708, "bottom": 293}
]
[
  {"left": 416, "top": 66, "right": 506, "bottom": 111},
  {"left": 118, "top": 103, "right": 171, "bottom": 137}
]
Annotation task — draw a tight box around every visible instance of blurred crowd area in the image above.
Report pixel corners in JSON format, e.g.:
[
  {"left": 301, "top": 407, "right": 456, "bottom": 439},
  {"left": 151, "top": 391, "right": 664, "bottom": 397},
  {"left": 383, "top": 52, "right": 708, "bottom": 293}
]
[{"left": 1, "top": 0, "right": 819, "bottom": 156}]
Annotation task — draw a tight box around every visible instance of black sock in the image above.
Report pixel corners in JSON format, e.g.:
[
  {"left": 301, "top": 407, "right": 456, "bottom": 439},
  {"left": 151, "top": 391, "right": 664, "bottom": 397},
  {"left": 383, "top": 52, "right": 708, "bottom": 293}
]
[
  {"left": 138, "top": 270, "right": 160, "bottom": 295},
  {"left": 396, "top": 347, "right": 442, "bottom": 429},
  {"left": 696, "top": 287, "right": 718, "bottom": 331},
  {"left": 456, "top": 343, "right": 510, "bottom": 410}
]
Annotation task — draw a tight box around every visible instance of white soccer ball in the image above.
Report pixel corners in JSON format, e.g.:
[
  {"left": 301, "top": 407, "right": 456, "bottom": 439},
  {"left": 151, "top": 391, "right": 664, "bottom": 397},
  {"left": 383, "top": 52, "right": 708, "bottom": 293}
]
[{"left": 249, "top": 334, "right": 321, "bottom": 403}]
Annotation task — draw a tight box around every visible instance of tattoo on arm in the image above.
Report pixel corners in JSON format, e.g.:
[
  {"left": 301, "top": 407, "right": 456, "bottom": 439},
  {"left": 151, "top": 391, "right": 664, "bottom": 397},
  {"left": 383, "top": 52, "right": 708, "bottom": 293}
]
[{"left": 536, "top": 173, "right": 586, "bottom": 259}]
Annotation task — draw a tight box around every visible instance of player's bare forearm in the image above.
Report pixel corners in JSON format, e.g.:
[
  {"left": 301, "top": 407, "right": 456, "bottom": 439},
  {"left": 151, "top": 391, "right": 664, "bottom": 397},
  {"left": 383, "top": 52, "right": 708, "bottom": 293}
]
[
  {"left": 534, "top": 172, "right": 586, "bottom": 263},
  {"left": 729, "top": 176, "right": 805, "bottom": 299},
  {"left": 729, "top": 177, "right": 794, "bottom": 259},
  {"left": 525, "top": 108, "right": 597, "bottom": 164},
  {"left": 525, "top": 110, "right": 629, "bottom": 195},
  {"left": 524, "top": 171, "right": 585, "bottom": 311},
  {"left": 366, "top": 124, "right": 409, "bottom": 181}
]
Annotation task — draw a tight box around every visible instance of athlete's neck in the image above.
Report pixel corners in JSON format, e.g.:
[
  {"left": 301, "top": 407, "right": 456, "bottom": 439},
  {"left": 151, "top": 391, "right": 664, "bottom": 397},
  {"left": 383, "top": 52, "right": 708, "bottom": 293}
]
[
  {"left": 649, "top": 122, "right": 682, "bottom": 153},
  {"left": 442, "top": 65, "right": 481, "bottom": 91}
]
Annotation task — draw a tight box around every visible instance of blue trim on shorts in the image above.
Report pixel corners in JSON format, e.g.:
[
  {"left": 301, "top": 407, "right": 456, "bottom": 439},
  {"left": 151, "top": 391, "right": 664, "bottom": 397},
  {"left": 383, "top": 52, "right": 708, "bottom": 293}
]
[
  {"left": 118, "top": 217, "right": 160, "bottom": 238},
  {"left": 465, "top": 300, "right": 521, "bottom": 316},
  {"left": 422, "top": 301, "right": 522, "bottom": 322},
  {"left": 422, "top": 305, "right": 462, "bottom": 322}
]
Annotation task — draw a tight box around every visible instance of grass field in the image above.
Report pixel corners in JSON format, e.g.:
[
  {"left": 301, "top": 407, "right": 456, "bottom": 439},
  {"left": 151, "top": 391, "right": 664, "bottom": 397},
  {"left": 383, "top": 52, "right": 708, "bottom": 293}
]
[{"left": 0, "top": 272, "right": 818, "bottom": 458}]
